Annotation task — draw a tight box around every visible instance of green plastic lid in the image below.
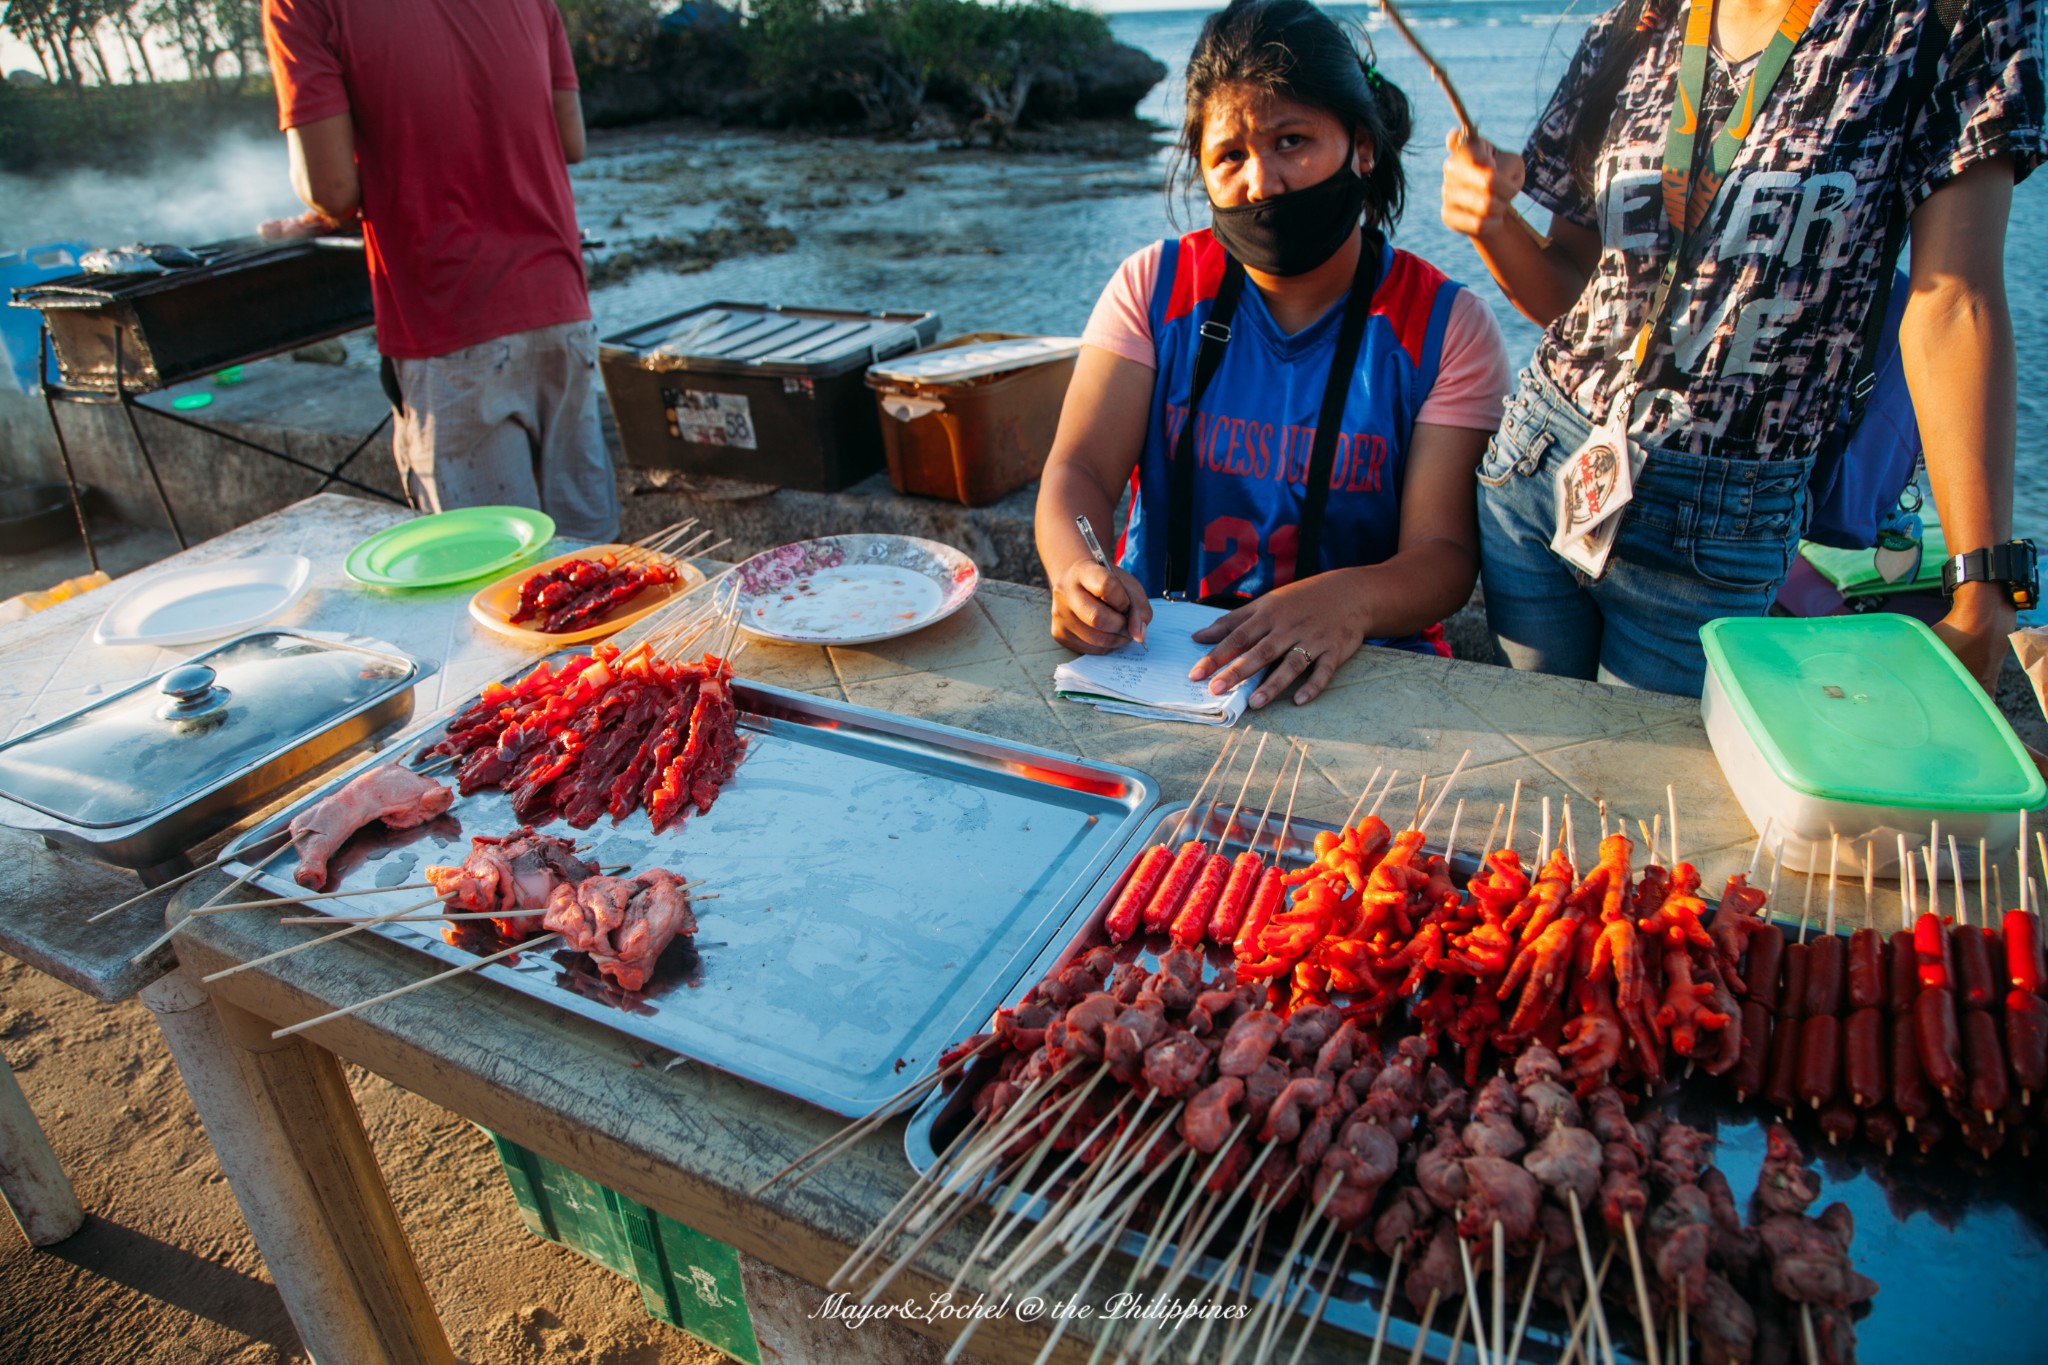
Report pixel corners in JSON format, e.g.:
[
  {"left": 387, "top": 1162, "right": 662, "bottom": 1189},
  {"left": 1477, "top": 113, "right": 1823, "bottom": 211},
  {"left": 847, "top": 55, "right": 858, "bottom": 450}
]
[{"left": 1701, "top": 615, "right": 2045, "bottom": 811}]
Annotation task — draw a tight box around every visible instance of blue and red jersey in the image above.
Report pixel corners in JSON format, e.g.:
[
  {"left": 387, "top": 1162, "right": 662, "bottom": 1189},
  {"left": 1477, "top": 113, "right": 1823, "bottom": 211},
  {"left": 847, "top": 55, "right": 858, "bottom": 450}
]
[{"left": 1116, "top": 229, "right": 1461, "bottom": 655}]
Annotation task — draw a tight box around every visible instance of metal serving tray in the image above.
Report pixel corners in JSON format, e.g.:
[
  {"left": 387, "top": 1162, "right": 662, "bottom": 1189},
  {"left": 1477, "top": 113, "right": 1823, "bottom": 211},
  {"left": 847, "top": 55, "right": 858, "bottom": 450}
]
[
  {"left": 222, "top": 671, "right": 1156, "bottom": 1116},
  {"left": 903, "top": 803, "right": 2048, "bottom": 1365}
]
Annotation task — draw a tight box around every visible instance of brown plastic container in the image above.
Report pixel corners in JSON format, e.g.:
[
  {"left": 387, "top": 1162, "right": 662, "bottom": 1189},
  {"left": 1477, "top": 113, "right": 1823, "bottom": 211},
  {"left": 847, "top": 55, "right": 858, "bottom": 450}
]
[{"left": 866, "top": 332, "right": 1078, "bottom": 507}]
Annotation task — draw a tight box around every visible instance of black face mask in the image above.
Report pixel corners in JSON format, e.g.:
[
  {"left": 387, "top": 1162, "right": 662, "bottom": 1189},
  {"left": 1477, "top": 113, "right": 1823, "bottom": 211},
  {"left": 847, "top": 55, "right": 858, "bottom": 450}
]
[{"left": 1208, "top": 164, "right": 1370, "bottom": 276}]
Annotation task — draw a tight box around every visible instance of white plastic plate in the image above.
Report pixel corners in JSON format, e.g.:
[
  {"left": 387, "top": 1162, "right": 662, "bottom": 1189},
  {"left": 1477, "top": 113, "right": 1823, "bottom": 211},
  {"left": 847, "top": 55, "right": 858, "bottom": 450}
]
[{"left": 91, "top": 554, "right": 313, "bottom": 647}]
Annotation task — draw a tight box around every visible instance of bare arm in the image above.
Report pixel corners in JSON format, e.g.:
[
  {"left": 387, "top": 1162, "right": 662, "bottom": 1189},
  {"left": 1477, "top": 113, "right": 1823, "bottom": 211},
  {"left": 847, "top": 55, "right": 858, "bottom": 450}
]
[
  {"left": 553, "top": 88, "right": 586, "bottom": 164},
  {"left": 1440, "top": 132, "right": 1601, "bottom": 327},
  {"left": 285, "top": 113, "right": 360, "bottom": 223},
  {"left": 1189, "top": 420, "right": 1485, "bottom": 707},
  {"left": 1899, "top": 157, "right": 2019, "bottom": 693},
  {"left": 1034, "top": 345, "right": 1156, "bottom": 652}
]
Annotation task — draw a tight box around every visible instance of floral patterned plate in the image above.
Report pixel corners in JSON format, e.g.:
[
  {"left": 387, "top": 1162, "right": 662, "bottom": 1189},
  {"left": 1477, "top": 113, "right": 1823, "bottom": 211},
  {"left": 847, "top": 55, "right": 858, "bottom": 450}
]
[{"left": 731, "top": 534, "right": 980, "bottom": 646}]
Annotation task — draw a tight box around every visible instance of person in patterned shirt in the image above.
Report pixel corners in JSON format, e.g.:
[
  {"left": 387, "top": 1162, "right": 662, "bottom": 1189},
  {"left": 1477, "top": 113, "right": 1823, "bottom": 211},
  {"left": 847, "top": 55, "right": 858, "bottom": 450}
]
[{"left": 1441, "top": 0, "right": 2043, "bottom": 696}]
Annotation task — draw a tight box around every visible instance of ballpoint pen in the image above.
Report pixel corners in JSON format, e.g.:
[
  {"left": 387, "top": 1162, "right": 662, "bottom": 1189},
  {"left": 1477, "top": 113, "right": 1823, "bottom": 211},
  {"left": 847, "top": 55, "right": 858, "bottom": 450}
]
[{"left": 1075, "top": 513, "right": 1145, "bottom": 653}]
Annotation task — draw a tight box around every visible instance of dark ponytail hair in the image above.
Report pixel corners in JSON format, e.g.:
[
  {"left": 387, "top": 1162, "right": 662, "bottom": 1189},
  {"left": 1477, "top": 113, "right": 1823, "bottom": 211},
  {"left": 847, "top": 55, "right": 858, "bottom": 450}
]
[
  {"left": 1566, "top": 0, "right": 1680, "bottom": 185},
  {"left": 1175, "top": 0, "right": 1414, "bottom": 231}
]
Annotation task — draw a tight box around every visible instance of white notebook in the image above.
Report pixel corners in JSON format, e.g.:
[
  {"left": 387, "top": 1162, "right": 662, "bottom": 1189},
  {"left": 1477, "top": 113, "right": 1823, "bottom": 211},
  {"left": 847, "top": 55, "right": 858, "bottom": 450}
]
[{"left": 1052, "top": 599, "right": 1260, "bottom": 727}]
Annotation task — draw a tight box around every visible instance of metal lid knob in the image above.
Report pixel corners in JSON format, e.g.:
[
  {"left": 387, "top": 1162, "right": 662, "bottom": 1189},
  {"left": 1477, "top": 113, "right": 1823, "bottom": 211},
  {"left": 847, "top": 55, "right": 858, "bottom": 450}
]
[{"left": 159, "top": 664, "right": 230, "bottom": 724}]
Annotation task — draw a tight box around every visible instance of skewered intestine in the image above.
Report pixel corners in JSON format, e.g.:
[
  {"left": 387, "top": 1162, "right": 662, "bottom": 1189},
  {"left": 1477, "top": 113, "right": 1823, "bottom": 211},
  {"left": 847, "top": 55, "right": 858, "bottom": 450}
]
[
  {"left": 543, "top": 867, "right": 698, "bottom": 993},
  {"left": 290, "top": 763, "right": 454, "bottom": 890},
  {"left": 425, "top": 828, "right": 597, "bottom": 940}
]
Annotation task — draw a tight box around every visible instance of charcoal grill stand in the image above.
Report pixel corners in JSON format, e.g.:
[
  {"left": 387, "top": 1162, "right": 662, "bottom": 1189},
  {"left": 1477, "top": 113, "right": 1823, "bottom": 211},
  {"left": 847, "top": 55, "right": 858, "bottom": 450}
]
[{"left": 36, "top": 323, "right": 404, "bottom": 570}]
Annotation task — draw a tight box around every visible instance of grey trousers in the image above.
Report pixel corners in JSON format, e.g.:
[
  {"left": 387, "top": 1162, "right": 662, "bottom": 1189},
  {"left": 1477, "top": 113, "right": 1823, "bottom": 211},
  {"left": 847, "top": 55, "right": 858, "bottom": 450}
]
[{"left": 389, "top": 318, "right": 621, "bottom": 542}]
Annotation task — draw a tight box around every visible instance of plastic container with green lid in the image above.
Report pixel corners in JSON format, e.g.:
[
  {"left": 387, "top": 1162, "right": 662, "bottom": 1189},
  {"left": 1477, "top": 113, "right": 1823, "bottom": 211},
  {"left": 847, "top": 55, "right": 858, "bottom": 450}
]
[{"left": 1700, "top": 614, "right": 2045, "bottom": 877}]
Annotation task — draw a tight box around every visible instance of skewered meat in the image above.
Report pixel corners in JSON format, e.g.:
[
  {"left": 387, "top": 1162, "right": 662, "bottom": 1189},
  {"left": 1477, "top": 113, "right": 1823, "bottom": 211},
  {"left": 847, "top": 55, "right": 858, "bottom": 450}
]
[
  {"left": 510, "top": 552, "right": 680, "bottom": 634},
  {"left": 1244, "top": 1056, "right": 1290, "bottom": 1126},
  {"left": 1751, "top": 1124, "right": 1821, "bottom": 1219},
  {"left": 1141, "top": 1032, "right": 1211, "bottom": 1099},
  {"left": 1179, "top": 1077, "right": 1242, "bottom": 1154},
  {"left": 1694, "top": 1271, "right": 1759, "bottom": 1365},
  {"left": 1312, "top": 1147, "right": 1384, "bottom": 1230},
  {"left": 426, "top": 828, "right": 597, "bottom": 938},
  {"left": 1260, "top": 1075, "right": 1331, "bottom": 1144},
  {"left": 1218, "top": 1010, "right": 1283, "bottom": 1076},
  {"left": 1374, "top": 1185, "right": 1435, "bottom": 1260},
  {"left": 1758, "top": 1209, "right": 1878, "bottom": 1308},
  {"left": 291, "top": 763, "right": 454, "bottom": 890},
  {"left": 541, "top": 867, "right": 698, "bottom": 992},
  {"left": 1416, "top": 1124, "right": 1470, "bottom": 1210},
  {"left": 1463, "top": 1076, "right": 1526, "bottom": 1159},
  {"left": 1646, "top": 1182, "right": 1714, "bottom": 1308},
  {"left": 1522, "top": 1122, "right": 1601, "bottom": 1209},
  {"left": 1406, "top": 1222, "right": 1464, "bottom": 1314},
  {"left": 1456, "top": 1155, "right": 1541, "bottom": 1249}
]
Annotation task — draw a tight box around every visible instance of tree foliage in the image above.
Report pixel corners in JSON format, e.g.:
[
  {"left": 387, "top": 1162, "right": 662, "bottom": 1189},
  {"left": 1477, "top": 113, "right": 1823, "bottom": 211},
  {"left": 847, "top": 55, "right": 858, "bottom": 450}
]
[{"left": 3, "top": 0, "right": 262, "bottom": 91}]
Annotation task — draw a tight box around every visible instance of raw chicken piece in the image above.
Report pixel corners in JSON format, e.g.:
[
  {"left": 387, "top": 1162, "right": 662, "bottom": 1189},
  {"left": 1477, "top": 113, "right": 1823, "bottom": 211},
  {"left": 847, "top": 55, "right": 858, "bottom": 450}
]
[
  {"left": 542, "top": 867, "right": 698, "bottom": 992},
  {"left": 291, "top": 764, "right": 453, "bottom": 889},
  {"left": 426, "top": 828, "right": 596, "bottom": 939}
]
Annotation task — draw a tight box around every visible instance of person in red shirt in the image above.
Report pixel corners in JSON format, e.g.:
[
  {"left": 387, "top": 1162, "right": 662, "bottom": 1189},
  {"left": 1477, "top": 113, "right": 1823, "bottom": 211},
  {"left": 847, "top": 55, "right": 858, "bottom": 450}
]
[{"left": 261, "top": 0, "right": 619, "bottom": 541}]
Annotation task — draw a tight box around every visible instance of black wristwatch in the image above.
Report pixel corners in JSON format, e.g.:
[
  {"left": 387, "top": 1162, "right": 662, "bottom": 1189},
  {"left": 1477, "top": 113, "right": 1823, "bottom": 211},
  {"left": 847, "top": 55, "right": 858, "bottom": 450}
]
[{"left": 1941, "top": 539, "right": 2038, "bottom": 609}]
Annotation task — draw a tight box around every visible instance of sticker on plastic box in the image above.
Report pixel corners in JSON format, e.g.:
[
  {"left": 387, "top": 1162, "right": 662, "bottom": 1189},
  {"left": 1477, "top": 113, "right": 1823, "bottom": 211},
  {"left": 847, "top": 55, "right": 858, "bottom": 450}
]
[{"left": 664, "top": 389, "right": 757, "bottom": 449}]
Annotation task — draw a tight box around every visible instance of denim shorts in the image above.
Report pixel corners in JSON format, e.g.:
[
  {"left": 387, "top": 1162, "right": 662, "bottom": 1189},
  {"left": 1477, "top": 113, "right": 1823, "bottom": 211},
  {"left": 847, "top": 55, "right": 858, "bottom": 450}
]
[{"left": 1476, "top": 366, "right": 1812, "bottom": 697}]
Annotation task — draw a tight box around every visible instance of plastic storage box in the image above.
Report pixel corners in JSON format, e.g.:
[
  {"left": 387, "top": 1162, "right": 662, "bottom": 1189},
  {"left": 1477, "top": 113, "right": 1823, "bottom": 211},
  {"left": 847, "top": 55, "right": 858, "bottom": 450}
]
[
  {"left": 1700, "top": 614, "right": 2046, "bottom": 877},
  {"left": 599, "top": 303, "right": 940, "bottom": 492},
  {"left": 865, "top": 332, "right": 1080, "bottom": 506},
  {"left": 489, "top": 1130, "right": 762, "bottom": 1364}
]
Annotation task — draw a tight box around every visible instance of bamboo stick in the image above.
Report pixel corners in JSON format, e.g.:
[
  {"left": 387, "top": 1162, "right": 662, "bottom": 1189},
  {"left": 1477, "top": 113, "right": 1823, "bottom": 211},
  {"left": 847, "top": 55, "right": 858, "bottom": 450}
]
[{"left": 271, "top": 932, "right": 562, "bottom": 1039}]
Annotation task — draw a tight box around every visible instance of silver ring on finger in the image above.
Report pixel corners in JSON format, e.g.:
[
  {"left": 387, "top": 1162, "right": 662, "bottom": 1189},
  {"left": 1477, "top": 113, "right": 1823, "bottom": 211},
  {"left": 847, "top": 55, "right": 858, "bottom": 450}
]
[{"left": 1290, "top": 644, "right": 1317, "bottom": 666}]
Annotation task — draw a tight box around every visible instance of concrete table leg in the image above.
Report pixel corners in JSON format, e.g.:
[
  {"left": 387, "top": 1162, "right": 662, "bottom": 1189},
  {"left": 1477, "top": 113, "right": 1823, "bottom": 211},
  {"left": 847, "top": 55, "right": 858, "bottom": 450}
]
[
  {"left": 0, "top": 1047, "right": 84, "bottom": 1247},
  {"left": 142, "top": 970, "right": 454, "bottom": 1365}
]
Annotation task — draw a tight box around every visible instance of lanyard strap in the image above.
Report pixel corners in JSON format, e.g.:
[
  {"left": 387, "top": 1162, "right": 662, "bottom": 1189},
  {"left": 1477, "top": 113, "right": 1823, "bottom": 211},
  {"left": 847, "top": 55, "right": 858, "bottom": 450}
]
[
  {"left": 1165, "top": 238, "right": 1383, "bottom": 601},
  {"left": 1631, "top": 0, "right": 1814, "bottom": 369}
]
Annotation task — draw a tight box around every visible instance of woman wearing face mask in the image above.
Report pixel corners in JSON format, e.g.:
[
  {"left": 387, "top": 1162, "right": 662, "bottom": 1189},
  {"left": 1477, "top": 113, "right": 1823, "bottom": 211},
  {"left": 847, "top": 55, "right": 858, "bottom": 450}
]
[
  {"left": 1442, "top": 0, "right": 2042, "bottom": 696},
  {"left": 1034, "top": 0, "right": 1512, "bottom": 710}
]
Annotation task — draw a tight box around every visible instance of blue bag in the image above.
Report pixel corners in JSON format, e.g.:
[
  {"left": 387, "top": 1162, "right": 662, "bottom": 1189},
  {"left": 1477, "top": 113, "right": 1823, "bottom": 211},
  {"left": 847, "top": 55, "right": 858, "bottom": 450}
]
[{"left": 1801, "top": 270, "right": 1920, "bottom": 551}]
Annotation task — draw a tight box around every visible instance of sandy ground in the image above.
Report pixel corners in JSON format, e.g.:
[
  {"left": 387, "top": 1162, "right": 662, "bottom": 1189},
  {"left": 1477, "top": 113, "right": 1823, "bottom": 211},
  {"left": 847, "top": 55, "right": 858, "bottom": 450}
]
[{"left": 1, "top": 951, "right": 721, "bottom": 1364}]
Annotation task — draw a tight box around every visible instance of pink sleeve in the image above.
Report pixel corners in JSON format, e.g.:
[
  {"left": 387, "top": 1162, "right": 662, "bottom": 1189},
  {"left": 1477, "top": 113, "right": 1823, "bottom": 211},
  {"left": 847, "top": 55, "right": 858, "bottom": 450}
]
[
  {"left": 1415, "top": 289, "right": 1513, "bottom": 432},
  {"left": 545, "top": 0, "right": 579, "bottom": 90},
  {"left": 1079, "top": 242, "right": 1161, "bottom": 370}
]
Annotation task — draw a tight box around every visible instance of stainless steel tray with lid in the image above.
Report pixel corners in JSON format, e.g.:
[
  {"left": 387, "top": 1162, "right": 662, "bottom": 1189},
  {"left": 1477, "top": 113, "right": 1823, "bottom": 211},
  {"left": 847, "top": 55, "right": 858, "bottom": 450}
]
[
  {"left": 902, "top": 803, "right": 2048, "bottom": 1365},
  {"left": 0, "top": 629, "right": 426, "bottom": 873},
  {"left": 222, "top": 668, "right": 1157, "bottom": 1115}
]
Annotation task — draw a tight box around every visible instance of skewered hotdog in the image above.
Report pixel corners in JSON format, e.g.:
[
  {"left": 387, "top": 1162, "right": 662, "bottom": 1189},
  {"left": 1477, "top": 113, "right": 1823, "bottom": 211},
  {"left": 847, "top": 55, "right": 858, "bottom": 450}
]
[
  {"left": 1780, "top": 944, "right": 1811, "bottom": 1020},
  {"left": 1234, "top": 866, "right": 1288, "bottom": 960},
  {"left": 1106, "top": 845, "right": 1172, "bottom": 942},
  {"left": 2007, "top": 909, "right": 2044, "bottom": 994},
  {"left": 1170, "top": 852, "right": 1232, "bottom": 947},
  {"left": 1804, "top": 936, "right": 1846, "bottom": 1018},
  {"left": 1914, "top": 912, "right": 1953, "bottom": 990},
  {"left": 2008, "top": 989, "right": 2048, "bottom": 1103},
  {"left": 1143, "top": 841, "right": 1206, "bottom": 934},
  {"left": 1890, "top": 1011, "right": 1931, "bottom": 1130},
  {"left": 1963, "top": 1008, "right": 2009, "bottom": 1122},
  {"left": 1746, "top": 922, "right": 1786, "bottom": 1009},
  {"left": 1888, "top": 931, "right": 1919, "bottom": 1018},
  {"left": 1846, "top": 929, "right": 1885, "bottom": 1011},
  {"left": 1208, "top": 850, "right": 1264, "bottom": 942},
  {"left": 1733, "top": 1001, "right": 1772, "bottom": 1101},
  {"left": 1845, "top": 1008, "right": 1884, "bottom": 1109},
  {"left": 1955, "top": 925, "right": 1999, "bottom": 1011},
  {"left": 1860, "top": 1106, "right": 1902, "bottom": 1155},
  {"left": 1915, "top": 985, "right": 1965, "bottom": 1101},
  {"left": 1797, "top": 1013, "right": 1841, "bottom": 1109},
  {"left": 1764, "top": 1014, "right": 1803, "bottom": 1114},
  {"left": 1817, "top": 1099, "right": 1859, "bottom": 1146}
]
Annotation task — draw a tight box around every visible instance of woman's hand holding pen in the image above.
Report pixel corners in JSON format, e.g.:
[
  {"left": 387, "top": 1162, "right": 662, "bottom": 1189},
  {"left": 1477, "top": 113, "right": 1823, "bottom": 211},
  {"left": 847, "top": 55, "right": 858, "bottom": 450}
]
[
  {"left": 1189, "top": 573, "right": 1368, "bottom": 710},
  {"left": 1051, "top": 559, "right": 1152, "bottom": 654}
]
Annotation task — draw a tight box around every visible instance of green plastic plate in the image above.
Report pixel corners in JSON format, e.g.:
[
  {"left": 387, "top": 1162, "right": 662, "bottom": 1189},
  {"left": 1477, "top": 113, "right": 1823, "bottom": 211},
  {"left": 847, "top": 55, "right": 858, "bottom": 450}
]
[{"left": 344, "top": 506, "right": 555, "bottom": 589}]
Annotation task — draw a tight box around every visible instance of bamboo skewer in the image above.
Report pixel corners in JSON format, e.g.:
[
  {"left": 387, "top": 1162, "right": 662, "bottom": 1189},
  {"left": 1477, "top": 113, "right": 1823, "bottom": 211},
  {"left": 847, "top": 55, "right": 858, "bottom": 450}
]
[
  {"left": 1824, "top": 832, "right": 1841, "bottom": 937},
  {"left": 1566, "top": 1190, "right": 1616, "bottom": 1365},
  {"left": 1418, "top": 746, "right": 1472, "bottom": 833},
  {"left": 128, "top": 838, "right": 297, "bottom": 963},
  {"left": 188, "top": 881, "right": 433, "bottom": 915},
  {"left": 1503, "top": 1235, "right": 1544, "bottom": 1365},
  {"left": 89, "top": 828, "right": 291, "bottom": 923},
  {"left": 1245, "top": 739, "right": 1297, "bottom": 858},
  {"left": 1493, "top": 1221, "right": 1507, "bottom": 1365},
  {"left": 1367, "top": 768, "right": 1403, "bottom": 821},
  {"left": 1950, "top": 833, "right": 1968, "bottom": 926},
  {"left": 1363, "top": 1240, "right": 1405, "bottom": 1365},
  {"left": 1404, "top": 1288, "right": 1442, "bottom": 1365},
  {"left": 1168, "top": 733, "right": 1239, "bottom": 845},
  {"left": 1273, "top": 745, "right": 1310, "bottom": 862},
  {"left": 1621, "top": 1211, "right": 1662, "bottom": 1365},
  {"left": 1667, "top": 782, "right": 1681, "bottom": 867},
  {"left": 1506, "top": 778, "right": 1523, "bottom": 859},
  {"left": 1281, "top": 1226, "right": 1350, "bottom": 1365},
  {"left": 1342, "top": 762, "right": 1388, "bottom": 833},
  {"left": 753, "top": 1037, "right": 999, "bottom": 1195},
  {"left": 271, "top": 931, "right": 563, "bottom": 1039},
  {"left": 1457, "top": 1233, "right": 1494, "bottom": 1365}
]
